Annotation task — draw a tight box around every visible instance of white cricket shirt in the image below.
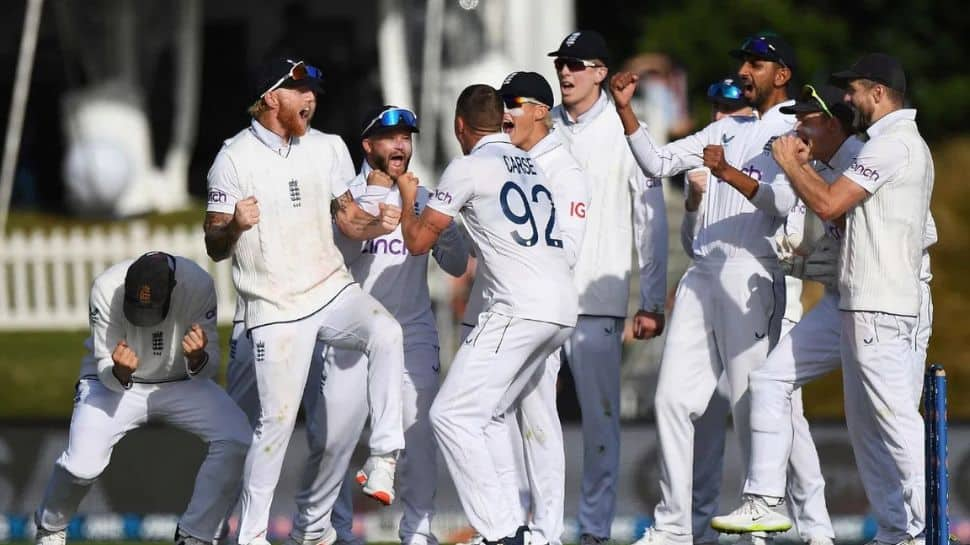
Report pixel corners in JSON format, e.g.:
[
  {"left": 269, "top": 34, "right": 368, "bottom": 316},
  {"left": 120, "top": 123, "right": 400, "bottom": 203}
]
[
  {"left": 334, "top": 162, "right": 468, "bottom": 340},
  {"left": 552, "top": 91, "right": 668, "bottom": 317},
  {"left": 206, "top": 120, "right": 356, "bottom": 328},
  {"left": 839, "top": 109, "right": 934, "bottom": 316},
  {"left": 428, "top": 133, "right": 578, "bottom": 327},
  {"left": 627, "top": 101, "right": 797, "bottom": 261},
  {"left": 79, "top": 256, "right": 220, "bottom": 392}
]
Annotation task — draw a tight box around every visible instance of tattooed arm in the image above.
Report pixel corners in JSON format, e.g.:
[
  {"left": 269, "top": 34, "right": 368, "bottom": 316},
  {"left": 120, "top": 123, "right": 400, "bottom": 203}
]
[
  {"left": 332, "top": 190, "right": 400, "bottom": 241},
  {"left": 204, "top": 196, "right": 259, "bottom": 261}
]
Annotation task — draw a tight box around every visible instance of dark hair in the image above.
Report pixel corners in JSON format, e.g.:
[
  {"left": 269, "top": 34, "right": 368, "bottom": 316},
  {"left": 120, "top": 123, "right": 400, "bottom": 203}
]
[{"left": 455, "top": 84, "right": 503, "bottom": 133}]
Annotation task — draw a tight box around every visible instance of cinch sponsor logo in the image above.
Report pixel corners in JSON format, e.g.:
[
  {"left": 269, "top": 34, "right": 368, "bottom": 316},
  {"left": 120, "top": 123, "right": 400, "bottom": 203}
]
[
  {"left": 208, "top": 189, "right": 227, "bottom": 204},
  {"left": 849, "top": 159, "right": 879, "bottom": 182},
  {"left": 741, "top": 164, "right": 763, "bottom": 182},
  {"left": 362, "top": 237, "right": 410, "bottom": 256},
  {"left": 434, "top": 189, "right": 452, "bottom": 205},
  {"left": 570, "top": 201, "right": 587, "bottom": 218}
]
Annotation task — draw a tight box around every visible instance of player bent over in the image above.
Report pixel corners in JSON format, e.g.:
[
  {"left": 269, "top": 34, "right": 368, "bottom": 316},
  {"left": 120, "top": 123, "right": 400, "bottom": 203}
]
[
  {"left": 34, "top": 252, "right": 251, "bottom": 545},
  {"left": 400, "top": 85, "right": 578, "bottom": 545}
]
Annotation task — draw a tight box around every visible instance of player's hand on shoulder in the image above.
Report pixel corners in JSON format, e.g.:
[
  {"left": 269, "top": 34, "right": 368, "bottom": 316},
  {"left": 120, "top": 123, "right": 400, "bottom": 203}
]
[
  {"left": 182, "top": 324, "right": 208, "bottom": 371},
  {"left": 609, "top": 72, "right": 639, "bottom": 110},
  {"left": 367, "top": 170, "right": 394, "bottom": 188},
  {"left": 233, "top": 196, "right": 260, "bottom": 231},
  {"left": 397, "top": 172, "right": 419, "bottom": 201},
  {"left": 378, "top": 203, "right": 402, "bottom": 232},
  {"left": 111, "top": 340, "right": 138, "bottom": 384},
  {"left": 632, "top": 310, "right": 665, "bottom": 340}
]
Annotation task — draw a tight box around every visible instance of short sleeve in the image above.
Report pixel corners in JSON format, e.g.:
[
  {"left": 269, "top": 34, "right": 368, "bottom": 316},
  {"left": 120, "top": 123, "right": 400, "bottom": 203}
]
[
  {"left": 206, "top": 149, "right": 243, "bottom": 215},
  {"left": 426, "top": 159, "right": 475, "bottom": 218},
  {"left": 842, "top": 136, "right": 907, "bottom": 194}
]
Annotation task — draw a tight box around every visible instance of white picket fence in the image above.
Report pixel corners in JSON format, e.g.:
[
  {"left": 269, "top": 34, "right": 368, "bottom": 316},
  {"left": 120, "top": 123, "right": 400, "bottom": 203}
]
[{"left": 0, "top": 222, "right": 236, "bottom": 330}]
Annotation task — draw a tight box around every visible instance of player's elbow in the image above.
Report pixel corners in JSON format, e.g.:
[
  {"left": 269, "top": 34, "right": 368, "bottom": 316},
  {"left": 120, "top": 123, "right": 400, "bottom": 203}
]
[{"left": 814, "top": 203, "right": 842, "bottom": 223}]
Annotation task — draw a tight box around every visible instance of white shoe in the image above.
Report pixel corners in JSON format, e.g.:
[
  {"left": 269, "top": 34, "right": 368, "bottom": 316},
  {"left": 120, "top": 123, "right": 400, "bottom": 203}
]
[
  {"left": 632, "top": 528, "right": 690, "bottom": 545},
  {"left": 355, "top": 454, "right": 396, "bottom": 505},
  {"left": 806, "top": 536, "right": 834, "bottom": 545},
  {"left": 285, "top": 527, "right": 338, "bottom": 545},
  {"left": 711, "top": 495, "right": 793, "bottom": 534},
  {"left": 35, "top": 528, "right": 66, "bottom": 545}
]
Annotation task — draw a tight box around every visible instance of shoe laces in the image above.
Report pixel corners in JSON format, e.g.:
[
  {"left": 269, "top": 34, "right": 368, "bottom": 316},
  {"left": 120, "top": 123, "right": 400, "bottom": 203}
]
[{"left": 737, "top": 495, "right": 773, "bottom": 516}]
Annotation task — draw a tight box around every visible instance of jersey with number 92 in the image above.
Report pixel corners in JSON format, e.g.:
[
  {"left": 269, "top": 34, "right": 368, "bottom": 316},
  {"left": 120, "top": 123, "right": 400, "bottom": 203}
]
[{"left": 428, "top": 134, "right": 577, "bottom": 327}]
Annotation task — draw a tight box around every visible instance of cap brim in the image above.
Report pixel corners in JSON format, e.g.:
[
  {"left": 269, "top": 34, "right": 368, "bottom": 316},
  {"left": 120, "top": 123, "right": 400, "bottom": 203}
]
[
  {"left": 780, "top": 103, "right": 823, "bottom": 115},
  {"left": 828, "top": 70, "right": 861, "bottom": 88},
  {"left": 547, "top": 49, "right": 565, "bottom": 57},
  {"left": 123, "top": 300, "right": 166, "bottom": 327},
  {"left": 362, "top": 124, "right": 420, "bottom": 139},
  {"left": 281, "top": 78, "right": 325, "bottom": 94}
]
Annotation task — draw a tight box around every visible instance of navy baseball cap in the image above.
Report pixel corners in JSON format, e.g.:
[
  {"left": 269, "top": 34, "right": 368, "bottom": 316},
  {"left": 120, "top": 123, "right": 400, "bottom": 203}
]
[
  {"left": 124, "top": 252, "right": 176, "bottom": 327},
  {"left": 830, "top": 53, "right": 906, "bottom": 94},
  {"left": 730, "top": 34, "right": 797, "bottom": 71},
  {"left": 547, "top": 30, "right": 610, "bottom": 65},
  {"left": 498, "top": 72, "right": 555, "bottom": 109},
  {"left": 780, "top": 84, "right": 856, "bottom": 127},
  {"left": 253, "top": 56, "right": 325, "bottom": 101},
  {"left": 360, "top": 105, "right": 420, "bottom": 139}
]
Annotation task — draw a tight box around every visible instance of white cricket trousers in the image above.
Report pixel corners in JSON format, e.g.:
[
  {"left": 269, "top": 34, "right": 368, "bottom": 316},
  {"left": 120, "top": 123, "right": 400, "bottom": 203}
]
[
  {"left": 563, "top": 315, "right": 624, "bottom": 539},
  {"left": 653, "top": 258, "right": 784, "bottom": 540},
  {"left": 237, "top": 284, "right": 404, "bottom": 544},
  {"left": 36, "top": 378, "right": 251, "bottom": 541},
  {"left": 299, "top": 340, "right": 441, "bottom": 545},
  {"left": 745, "top": 292, "right": 926, "bottom": 543},
  {"left": 691, "top": 317, "right": 834, "bottom": 543},
  {"left": 432, "top": 312, "right": 572, "bottom": 541}
]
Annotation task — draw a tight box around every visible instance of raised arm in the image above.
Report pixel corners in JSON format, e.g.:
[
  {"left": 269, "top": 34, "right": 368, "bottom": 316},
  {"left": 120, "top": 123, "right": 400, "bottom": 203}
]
[
  {"left": 204, "top": 197, "right": 258, "bottom": 261},
  {"left": 771, "top": 135, "right": 868, "bottom": 221},
  {"left": 332, "top": 190, "right": 400, "bottom": 241},
  {"left": 399, "top": 173, "right": 453, "bottom": 255}
]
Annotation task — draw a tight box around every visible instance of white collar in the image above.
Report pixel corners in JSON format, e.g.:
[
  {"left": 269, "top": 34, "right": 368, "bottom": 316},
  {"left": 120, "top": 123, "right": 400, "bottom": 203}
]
[
  {"left": 528, "top": 131, "right": 562, "bottom": 158},
  {"left": 250, "top": 118, "right": 294, "bottom": 156},
  {"left": 470, "top": 132, "right": 511, "bottom": 154},
  {"left": 559, "top": 90, "right": 609, "bottom": 126},
  {"left": 760, "top": 99, "right": 795, "bottom": 123},
  {"left": 866, "top": 108, "right": 917, "bottom": 139}
]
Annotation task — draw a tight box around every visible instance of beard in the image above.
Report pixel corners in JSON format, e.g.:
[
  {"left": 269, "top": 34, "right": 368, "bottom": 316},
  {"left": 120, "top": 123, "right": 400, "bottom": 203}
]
[
  {"left": 280, "top": 107, "right": 311, "bottom": 137},
  {"left": 372, "top": 152, "right": 410, "bottom": 180}
]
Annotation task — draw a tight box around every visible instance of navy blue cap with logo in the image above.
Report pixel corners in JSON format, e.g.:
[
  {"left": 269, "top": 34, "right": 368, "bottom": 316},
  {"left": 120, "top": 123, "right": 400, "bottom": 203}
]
[
  {"left": 548, "top": 30, "right": 611, "bottom": 66},
  {"left": 829, "top": 53, "right": 906, "bottom": 94},
  {"left": 124, "top": 251, "right": 176, "bottom": 327},
  {"left": 253, "top": 56, "right": 325, "bottom": 101},
  {"left": 498, "top": 71, "right": 555, "bottom": 109},
  {"left": 360, "top": 105, "right": 420, "bottom": 139},
  {"left": 729, "top": 33, "right": 798, "bottom": 72}
]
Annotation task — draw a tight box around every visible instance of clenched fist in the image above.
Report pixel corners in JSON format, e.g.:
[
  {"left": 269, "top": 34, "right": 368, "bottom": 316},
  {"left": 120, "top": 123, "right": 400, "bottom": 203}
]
[
  {"left": 378, "top": 203, "right": 402, "bottom": 232},
  {"left": 367, "top": 170, "right": 394, "bottom": 188},
  {"left": 233, "top": 196, "right": 260, "bottom": 231},
  {"left": 609, "top": 72, "right": 639, "bottom": 110},
  {"left": 702, "top": 145, "right": 730, "bottom": 177},
  {"left": 111, "top": 340, "right": 138, "bottom": 386},
  {"left": 685, "top": 167, "right": 709, "bottom": 212},
  {"left": 182, "top": 324, "right": 208, "bottom": 371},
  {"left": 632, "top": 310, "right": 665, "bottom": 340},
  {"left": 397, "top": 172, "right": 419, "bottom": 202},
  {"left": 771, "top": 134, "right": 811, "bottom": 170}
]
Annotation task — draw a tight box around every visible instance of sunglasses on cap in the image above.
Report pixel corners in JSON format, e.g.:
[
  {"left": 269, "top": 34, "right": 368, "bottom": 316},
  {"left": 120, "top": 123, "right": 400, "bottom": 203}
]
[
  {"left": 708, "top": 81, "right": 743, "bottom": 101},
  {"left": 554, "top": 57, "right": 605, "bottom": 72},
  {"left": 801, "top": 84, "right": 834, "bottom": 118},
  {"left": 361, "top": 107, "right": 419, "bottom": 137},
  {"left": 739, "top": 36, "right": 787, "bottom": 68},
  {"left": 502, "top": 96, "right": 547, "bottom": 110},
  {"left": 261, "top": 60, "right": 324, "bottom": 98}
]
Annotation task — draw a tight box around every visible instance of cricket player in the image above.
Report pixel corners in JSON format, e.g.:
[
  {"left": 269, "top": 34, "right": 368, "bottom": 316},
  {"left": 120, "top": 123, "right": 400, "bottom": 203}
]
[
  {"left": 547, "top": 31, "right": 669, "bottom": 545},
  {"left": 399, "top": 84, "right": 578, "bottom": 545},
  {"left": 684, "top": 80, "right": 835, "bottom": 545},
  {"left": 714, "top": 54, "right": 934, "bottom": 545},
  {"left": 33, "top": 252, "right": 251, "bottom": 545},
  {"left": 611, "top": 35, "right": 829, "bottom": 545},
  {"left": 293, "top": 104, "right": 469, "bottom": 545},
  {"left": 203, "top": 56, "right": 405, "bottom": 545}
]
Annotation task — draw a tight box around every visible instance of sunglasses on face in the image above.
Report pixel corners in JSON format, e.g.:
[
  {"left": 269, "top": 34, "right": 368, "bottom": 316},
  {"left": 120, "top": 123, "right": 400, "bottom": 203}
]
[
  {"left": 554, "top": 57, "right": 604, "bottom": 72},
  {"left": 708, "top": 81, "right": 743, "bottom": 101},
  {"left": 261, "top": 60, "right": 324, "bottom": 98},
  {"left": 361, "top": 107, "right": 419, "bottom": 137},
  {"left": 739, "top": 36, "right": 787, "bottom": 68},
  {"left": 502, "top": 96, "right": 546, "bottom": 110},
  {"left": 801, "top": 84, "right": 834, "bottom": 118}
]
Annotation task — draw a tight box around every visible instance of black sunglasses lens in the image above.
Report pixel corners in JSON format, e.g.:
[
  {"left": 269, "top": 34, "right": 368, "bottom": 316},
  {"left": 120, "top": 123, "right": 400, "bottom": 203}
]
[{"left": 555, "top": 58, "right": 586, "bottom": 71}]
